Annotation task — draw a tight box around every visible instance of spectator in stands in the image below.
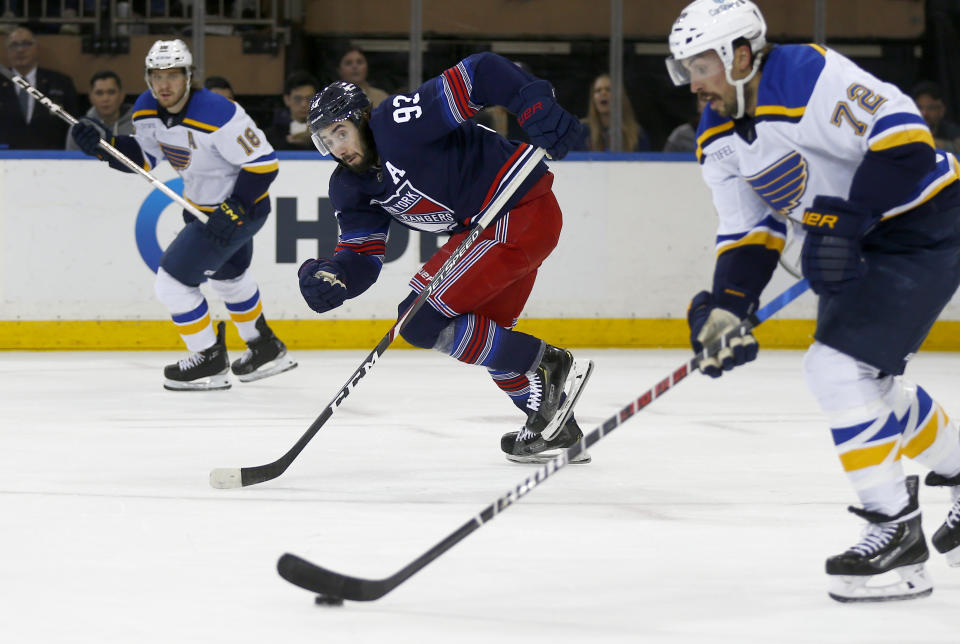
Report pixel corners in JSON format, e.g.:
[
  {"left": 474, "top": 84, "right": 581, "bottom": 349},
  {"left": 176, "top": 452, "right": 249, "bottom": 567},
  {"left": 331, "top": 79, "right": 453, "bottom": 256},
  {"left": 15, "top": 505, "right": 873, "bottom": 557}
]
[
  {"left": 336, "top": 47, "right": 388, "bottom": 107},
  {"left": 266, "top": 71, "right": 319, "bottom": 151},
  {"left": 663, "top": 92, "right": 708, "bottom": 153},
  {"left": 911, "top": 81, "right": 960, "bottom": 154},
  {"left": 0, "top": 26, "right": 78, "bottom": 149},
  {"left": 578, "top": 73, "right": 650, "bottom": 152},
  {"left": 204, "top": 75, "right": 235, "bottom": 101},
  {"left": 65, "top": 70, "right": 134, "bottom": 150}
]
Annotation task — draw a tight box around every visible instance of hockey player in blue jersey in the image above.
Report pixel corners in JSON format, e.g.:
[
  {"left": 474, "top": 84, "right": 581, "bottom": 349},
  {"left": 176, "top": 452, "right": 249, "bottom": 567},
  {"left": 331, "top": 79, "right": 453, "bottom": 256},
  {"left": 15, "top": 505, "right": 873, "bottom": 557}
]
[
  {"left": 666, "top": 0, "right": 960, "bottom": 602},
  {"left": 298, "top": 55, "right": 592, "bottom": 463},
  {"left": 71, "top": 39, "right": 296, "bottom": 391}
]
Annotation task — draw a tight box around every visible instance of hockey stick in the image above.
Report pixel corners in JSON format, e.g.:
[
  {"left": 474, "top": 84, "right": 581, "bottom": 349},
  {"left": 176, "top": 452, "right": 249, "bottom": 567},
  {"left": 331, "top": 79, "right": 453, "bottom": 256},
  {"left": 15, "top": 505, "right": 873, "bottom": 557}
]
[
  {"left": 0, "top": 65, "right": 208, "bottom": 223},
  {"left": 209, "top": 144, "right": 548, "bottom": 489},
  {"left": 277, "top": 278, "right": 811, "bottom": 602}
]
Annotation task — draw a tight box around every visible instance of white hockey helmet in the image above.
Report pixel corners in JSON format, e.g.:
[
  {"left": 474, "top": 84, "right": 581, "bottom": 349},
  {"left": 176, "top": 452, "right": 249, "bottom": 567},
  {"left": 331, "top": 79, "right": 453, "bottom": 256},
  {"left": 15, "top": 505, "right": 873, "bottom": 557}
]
[
  {"left": 144, "top": 39, "right": 194, "bottom": 98},
  {"left": 665, "top": 0, "right": 766, "bottom": 86}
]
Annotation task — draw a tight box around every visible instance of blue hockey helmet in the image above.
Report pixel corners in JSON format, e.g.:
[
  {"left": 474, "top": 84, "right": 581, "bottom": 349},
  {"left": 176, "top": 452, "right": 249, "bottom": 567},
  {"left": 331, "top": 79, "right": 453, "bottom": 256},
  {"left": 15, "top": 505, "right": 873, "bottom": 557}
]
[{"left": 308, "top": 81, "right": 372, "bottom": 155}]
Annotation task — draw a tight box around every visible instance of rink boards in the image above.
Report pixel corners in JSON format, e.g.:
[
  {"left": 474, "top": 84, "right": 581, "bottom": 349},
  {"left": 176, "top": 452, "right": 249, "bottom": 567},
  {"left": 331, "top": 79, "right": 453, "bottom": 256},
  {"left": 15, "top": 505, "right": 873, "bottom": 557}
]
[{"left": 1, "top": 154, "right": 958, "bottom": 350}]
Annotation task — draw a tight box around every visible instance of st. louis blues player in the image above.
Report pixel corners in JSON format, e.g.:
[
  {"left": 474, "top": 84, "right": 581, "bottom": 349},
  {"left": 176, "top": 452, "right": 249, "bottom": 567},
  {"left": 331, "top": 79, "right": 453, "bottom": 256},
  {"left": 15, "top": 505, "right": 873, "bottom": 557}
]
[
  {"left": 667, "top": 0, "right": 960, "bottom": 602},
  {"left": 298, "top": 54, "right": 591, "bottom": 463},
  {"left": 71, "top": 39, "right": 296, "bottom": 390}
]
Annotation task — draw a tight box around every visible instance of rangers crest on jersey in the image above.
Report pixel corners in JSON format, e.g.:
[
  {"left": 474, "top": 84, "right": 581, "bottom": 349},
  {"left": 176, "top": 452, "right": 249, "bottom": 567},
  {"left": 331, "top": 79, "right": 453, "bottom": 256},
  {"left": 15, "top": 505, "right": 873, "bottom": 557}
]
[
  {"left": 371, "top": 179, "right": 458, "bottom": 232},
  {"left": 745, "top": 150, "right": 808, "bottom": 216}
]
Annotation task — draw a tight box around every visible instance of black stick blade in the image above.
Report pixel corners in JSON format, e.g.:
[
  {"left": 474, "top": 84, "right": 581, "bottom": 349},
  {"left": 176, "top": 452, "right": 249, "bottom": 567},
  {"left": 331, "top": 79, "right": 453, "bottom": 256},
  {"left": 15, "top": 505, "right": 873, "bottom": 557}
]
[{"left": 277, "top": 553, "right": 392, "bottom": 602}]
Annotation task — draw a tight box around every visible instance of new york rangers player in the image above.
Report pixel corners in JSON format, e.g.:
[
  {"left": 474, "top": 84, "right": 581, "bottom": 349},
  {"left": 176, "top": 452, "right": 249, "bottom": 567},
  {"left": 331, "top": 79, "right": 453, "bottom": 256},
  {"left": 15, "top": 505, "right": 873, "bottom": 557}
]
[
  {"left": 299, "top": 55, "right": 591, "bottom": 463},
  {"left": 71, "top": 40, "right": 296, "bottom": 390},
  {"left": 667, "top": 0, "right": 960, "bottom": 602}
]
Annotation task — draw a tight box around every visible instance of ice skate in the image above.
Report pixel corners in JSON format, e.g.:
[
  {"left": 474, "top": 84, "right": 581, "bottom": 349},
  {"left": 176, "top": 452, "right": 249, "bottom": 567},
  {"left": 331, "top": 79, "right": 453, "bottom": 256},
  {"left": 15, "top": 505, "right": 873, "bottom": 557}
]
[
  {"left": 163, "top": 321, "right": 231, "bottom": 391},
  {"left": 826, "top": 476, "right": 932, "bottom": 603},
  {"left": 501, "top": 415, "right": 591, "bottom": 464},
  {"left": 524, "top": 345, "right": 593, "bottom": 441},
  {"left": 925, "top": 471, "right": 960, "bottom": 566},
  {"left": 230, "top": 316, "right": 298, "bottom": 383}
]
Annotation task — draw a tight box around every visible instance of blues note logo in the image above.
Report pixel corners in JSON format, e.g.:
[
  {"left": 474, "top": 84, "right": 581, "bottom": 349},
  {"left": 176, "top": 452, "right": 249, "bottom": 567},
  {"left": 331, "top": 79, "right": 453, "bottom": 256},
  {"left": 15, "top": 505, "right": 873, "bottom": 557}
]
[
  {"left": 745, "top": 151, "right": 808, "bottom": 216},
  {"left": 159, "top": 142, "right": 191, "bottom": 170}
]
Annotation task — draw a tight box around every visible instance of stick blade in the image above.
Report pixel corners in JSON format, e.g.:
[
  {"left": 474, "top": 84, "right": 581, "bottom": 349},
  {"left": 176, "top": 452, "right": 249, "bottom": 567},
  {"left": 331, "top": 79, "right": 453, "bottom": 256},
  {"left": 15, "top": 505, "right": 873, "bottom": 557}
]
[
  {"left": 277, "top": 553, "right": 390, "bottom": 602},
  {"left": 209, "top": 468, "right": 243, "bottom": 489}
]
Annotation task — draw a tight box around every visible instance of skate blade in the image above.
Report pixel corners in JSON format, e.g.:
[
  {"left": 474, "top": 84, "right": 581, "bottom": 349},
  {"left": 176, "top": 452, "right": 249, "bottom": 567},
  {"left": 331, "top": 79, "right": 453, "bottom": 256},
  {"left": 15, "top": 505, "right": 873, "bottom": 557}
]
[
  {"left": 163, "top": 373, "right": 232, "bottom": 391},
  {"left": 828, "top": 564, "right": 933, "bottom": 603},
  {"left": 505, "top": 450, "right": 591, "bottom": 465},
  {"left": 236, "top": 356, "right": 298, "bottom": 383},
  {"left": 944, "top": 546, "right": 960, "bottom": 567},
  {"left": 540, "top": 359, "right": 594, "bottom": 441}
]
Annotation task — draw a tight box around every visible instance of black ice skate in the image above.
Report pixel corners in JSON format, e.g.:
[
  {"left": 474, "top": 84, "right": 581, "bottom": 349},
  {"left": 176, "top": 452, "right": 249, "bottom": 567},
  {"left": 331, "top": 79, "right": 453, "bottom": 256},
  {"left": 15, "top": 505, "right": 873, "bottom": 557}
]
[
  {"left": 826, "top": 475, "right": 932, "bottom": 603},
  {"left": 524, "top": 344, "right": 594, "bottom": 441},
  {"left": 501, "top": 415, "right": 591, "bottom": 464},
  {"left": 163, "top": 321, "right": 231, "bottom": 391},
  {"left": 230, "top": 316, "right": 298, "bottom": 383},
  {"left": 925, "top": 470, "right": 960, "bottom": 566}
]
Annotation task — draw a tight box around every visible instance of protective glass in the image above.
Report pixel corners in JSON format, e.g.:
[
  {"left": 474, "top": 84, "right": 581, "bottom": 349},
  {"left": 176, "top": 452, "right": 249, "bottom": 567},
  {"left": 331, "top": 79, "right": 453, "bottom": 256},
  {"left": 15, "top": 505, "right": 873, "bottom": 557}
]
[
  {"left": 311, "top": 131, "right": 332, "bottom": 156},
  {"left": 665, "top": 52, "right": 725, "bottom": 87}
]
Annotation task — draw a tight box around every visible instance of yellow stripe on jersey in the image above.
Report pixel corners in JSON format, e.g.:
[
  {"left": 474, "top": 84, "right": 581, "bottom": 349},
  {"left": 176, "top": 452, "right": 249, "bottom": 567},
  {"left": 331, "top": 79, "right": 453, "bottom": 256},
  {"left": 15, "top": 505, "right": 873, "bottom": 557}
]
[
  {"left": 186, "top": 197, "right": 217, "bottom": 212},
  {"left": 838, "top": 439, "right": 899, "bottom": 472},
  {"left": 716, "top": 230, "right": 786, "bottom": 256},
  {"left": 254, "top": 191, "right": 269, "bottom": 204},
  {"left": 869, "top": 127, "right": 935, "bottom": 152},
  {"left": 696, "top": 121, "right": 735, "bottom": 163},
  {"left": 242, "top": 160, "right": 280, "bottom": 174},
  {"left": 182, "top": 118, "right": 219, "bottom": 132},
  {"left": 133, "top": 109, "right": 158, "bottom": 120},
  {"left": 755, "top": 105, "right": 806, "bottom": 119}
]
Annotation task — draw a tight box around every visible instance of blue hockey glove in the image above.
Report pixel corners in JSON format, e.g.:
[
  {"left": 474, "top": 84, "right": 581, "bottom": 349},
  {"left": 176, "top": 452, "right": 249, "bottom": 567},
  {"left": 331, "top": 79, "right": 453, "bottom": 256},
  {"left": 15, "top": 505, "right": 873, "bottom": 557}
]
[
  {"left": 298, "top": 258, "right": 348, "bottom": 314},
  {"left": 688, "top": 290, "right": 758, "bottom": 378},
  {"left": 800, "top": 196, "right": 877, "bottom": 296},
  {"left": 71, "top": 118, "right": 110, "bottom": 159},
  {"left": 205, "top": 197, "right": 247, "bottom": 245},
  {"left": 510, "top": 80, "right": 583, "bottom": 160}
]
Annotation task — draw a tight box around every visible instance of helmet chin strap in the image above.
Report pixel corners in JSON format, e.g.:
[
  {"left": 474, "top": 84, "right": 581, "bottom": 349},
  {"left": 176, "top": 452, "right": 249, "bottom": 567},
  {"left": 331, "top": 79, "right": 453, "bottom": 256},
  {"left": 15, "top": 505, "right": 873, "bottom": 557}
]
[
  {"left": 724, "top": 53, "right": 764, "bottom": 119},
  {"left": 146, "top": 68, "right": 193, "bottom": 113}
]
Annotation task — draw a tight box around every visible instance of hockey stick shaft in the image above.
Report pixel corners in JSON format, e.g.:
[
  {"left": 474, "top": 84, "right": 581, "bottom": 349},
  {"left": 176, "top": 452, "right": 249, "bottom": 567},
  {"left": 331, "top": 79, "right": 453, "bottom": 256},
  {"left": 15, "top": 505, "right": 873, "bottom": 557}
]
[
  {"left": 277, "top": 278, "right": 811, "bottom": 601},
  {"left": 1, "top": 69, "right": 208, "bottom": 223},
  {"left": 210, "top": 145, "right": 547, "bottom": 489}
]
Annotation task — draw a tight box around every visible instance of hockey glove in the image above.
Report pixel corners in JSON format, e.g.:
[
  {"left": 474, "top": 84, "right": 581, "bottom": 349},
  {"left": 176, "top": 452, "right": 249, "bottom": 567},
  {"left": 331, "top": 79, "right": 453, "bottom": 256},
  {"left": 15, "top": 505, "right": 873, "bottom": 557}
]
[
  {"left": 298, "top": 258, "right": 348, "bottom": 314},
  {"left": 71, "top": 118, "right": 111, "bottom": 159},
  {"left": 205, "top": 197, "right": 247, "bottom": 246},
  {"left": 510, "top": 80, "right": 583, "bottom": 160},
  {"left": 688, "top": 290, "right": 757, "bottom": 378},
  {"left": 800, "top": 196, "right": 877, "bottom": 296}
]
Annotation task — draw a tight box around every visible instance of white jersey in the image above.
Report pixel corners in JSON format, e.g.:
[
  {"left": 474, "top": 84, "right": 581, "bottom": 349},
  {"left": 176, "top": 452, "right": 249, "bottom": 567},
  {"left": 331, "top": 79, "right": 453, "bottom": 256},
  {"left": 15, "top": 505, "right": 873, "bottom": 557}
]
[
  {"left": 130, "top": 88, "right": 278, "bottom": 211},
  {"left": 696, "top": 44, "right": 960, "bottom": 255}
]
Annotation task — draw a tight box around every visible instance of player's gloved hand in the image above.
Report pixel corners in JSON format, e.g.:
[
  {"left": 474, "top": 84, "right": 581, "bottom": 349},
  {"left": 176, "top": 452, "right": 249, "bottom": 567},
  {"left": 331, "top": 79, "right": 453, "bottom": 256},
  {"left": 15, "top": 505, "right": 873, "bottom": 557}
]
[
  {"left": 688, "top": 290, "right": 758, "bottom": 378},
  {"left": 205, "top": 197, "right": 247, "bottom": 245},
  {"left": 298, "top": 258, "right": 348, "bottom": 314},
  {"left": 800, "top": 196, "right": 876, "bottom": 296},
  {"left": 510, "top": 80, "right": 583, "bottom": 160},
  {"left": 71, "top": 118, "right": 110, "bottom": 159}
]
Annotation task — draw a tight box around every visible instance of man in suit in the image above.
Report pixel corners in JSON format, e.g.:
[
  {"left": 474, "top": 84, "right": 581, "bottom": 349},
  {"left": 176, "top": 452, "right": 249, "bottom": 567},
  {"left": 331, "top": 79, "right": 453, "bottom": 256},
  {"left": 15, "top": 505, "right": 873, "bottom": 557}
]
[{"left": 1, "top": 26, "right": 78, "bottom": 149}]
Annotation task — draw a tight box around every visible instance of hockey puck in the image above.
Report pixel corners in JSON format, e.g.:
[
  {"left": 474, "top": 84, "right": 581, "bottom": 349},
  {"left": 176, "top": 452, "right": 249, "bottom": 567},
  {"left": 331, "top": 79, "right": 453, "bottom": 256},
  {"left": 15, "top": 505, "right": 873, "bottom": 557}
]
[{"left": 315, "top": 594, "right": 344, "bottom": 607}]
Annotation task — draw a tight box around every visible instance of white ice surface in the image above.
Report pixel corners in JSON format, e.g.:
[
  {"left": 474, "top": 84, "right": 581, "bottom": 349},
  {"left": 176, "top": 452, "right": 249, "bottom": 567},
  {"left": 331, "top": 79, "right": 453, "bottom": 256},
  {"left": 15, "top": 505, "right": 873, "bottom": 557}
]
[{"left": 2, "top": 348, "right": 959, "bottom": 643}]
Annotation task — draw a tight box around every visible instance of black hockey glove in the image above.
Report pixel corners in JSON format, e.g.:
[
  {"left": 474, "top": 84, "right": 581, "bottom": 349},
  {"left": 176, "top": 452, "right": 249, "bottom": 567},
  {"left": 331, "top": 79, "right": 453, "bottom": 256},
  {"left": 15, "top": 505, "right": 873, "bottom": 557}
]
[
  {"left": 688, "top": 290, "right": 757, "bottom": 378},
  {"left": 71, "top": 118, "right": 111, "bottom": 159},
  {"left": 510, "top": 80, "right": 583, "bottom": 160},
  {"left": 298, "top": 258, "right": 348, "bottom": 314},
  {"left": 205, "top": 197, "right": 247, "bottom": 246},
  {"left": 800, "top": 196, "right": 877, "bottom": 296}
]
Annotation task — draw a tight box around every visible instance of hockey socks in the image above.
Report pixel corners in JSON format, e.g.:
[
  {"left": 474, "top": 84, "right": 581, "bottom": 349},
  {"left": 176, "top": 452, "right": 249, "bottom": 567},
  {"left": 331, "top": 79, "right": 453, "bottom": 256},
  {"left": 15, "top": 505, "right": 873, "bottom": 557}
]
[{"left": 443, "top": 313, "right": 542, "bottom": 374}]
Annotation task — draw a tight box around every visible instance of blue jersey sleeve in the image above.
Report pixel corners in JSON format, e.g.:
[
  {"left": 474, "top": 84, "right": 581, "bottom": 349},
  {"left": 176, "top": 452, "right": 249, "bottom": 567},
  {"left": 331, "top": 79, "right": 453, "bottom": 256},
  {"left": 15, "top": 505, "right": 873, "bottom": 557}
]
[
  {"left": 380, "top": 52, "right": 539, "bottom": 143},
  {"left": 328, "top": 168, "right": 392, "bottom": 298}
]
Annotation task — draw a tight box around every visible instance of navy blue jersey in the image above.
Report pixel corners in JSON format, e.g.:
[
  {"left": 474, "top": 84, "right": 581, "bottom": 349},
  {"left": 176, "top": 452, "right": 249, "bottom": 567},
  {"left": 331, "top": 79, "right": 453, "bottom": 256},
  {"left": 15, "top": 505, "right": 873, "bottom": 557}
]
[{"left": 327, "top": 53, "right": 549, "bottom": 292}]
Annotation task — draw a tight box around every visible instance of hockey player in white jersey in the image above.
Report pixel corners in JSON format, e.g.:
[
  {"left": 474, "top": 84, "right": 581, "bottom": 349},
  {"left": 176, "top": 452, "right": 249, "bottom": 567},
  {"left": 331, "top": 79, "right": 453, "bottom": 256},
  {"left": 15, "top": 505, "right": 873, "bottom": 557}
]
[
  {"left": 666, "top": 0, "right": 960, "bottom": 602},
  {"left": 71, "top": 39, "right": 296, "bottom": 390}
]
